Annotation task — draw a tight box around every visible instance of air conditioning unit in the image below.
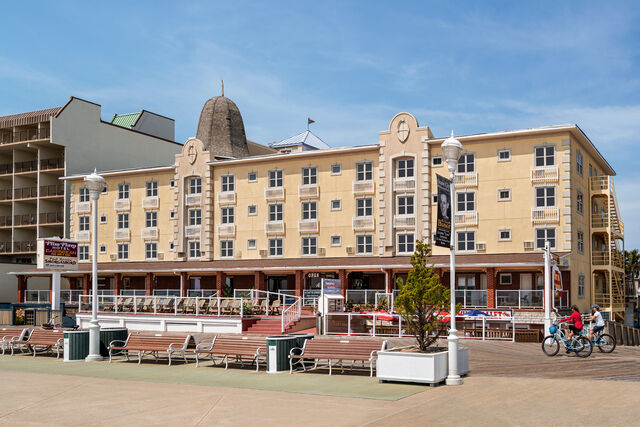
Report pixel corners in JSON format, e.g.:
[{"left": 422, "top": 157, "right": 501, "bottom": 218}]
[
  {"left": 346, "top": 246, "right": 355, "bottom": 254},
  {"left": 110, "top": 254, "right": 117, "bottom": 261},
  {"left": 476, "top": 243, "right": 486, "bottom": 251},
  {"left": 318, "top": 247, "right": 326, "bottom": 255},
  {"left": 157, "top": 252, "right": 164, "bottom": 260},
  {"left": 259, "top": 249, "right": 268, "bottom": 257},
  {"left": 523, "top": 241, "right": 534, "bottom": 250}
]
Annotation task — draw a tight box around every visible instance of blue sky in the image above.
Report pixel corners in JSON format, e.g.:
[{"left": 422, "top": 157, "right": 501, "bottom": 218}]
[{"left": 1, "top": 1, "right": 639, "bottom": 247}]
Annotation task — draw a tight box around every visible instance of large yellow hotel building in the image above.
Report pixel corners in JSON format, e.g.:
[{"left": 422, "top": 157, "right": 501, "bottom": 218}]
[{"left": 16, "top": 95, "right": 625, "bottom": 322}]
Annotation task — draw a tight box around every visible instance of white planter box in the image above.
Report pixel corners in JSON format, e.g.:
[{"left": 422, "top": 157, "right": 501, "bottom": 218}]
[{"left": 377, "top": 347, "right": 469, "bottom": 384}]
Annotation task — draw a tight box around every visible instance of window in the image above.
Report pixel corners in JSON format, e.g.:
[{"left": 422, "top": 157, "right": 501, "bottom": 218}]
[
  {"left": 331, "top": 164, "right": 341, "bottom": 175},
  {"left": 117, "top": 243, "right": 129, "bottom": 260},
  {"left": 432, "top": 194, "right": 438, "bottom": 204},
  {"left": 356, "top": 162, "right": 372, "bottom": 181},
  {"left": 535, "top": 146, "right": 554, "bottom": 167},
  {"left": 302, "top": 167, "right": 317, "bottom": 185},
  {"left": 396, "top": 158, "right": 414, "bottom": 178},
  {"left": 302, "top": 201, "right": 317, "bottom": 220},
  {"left": 356, "top": 198, "right": 372, "bottom": 217},
  {"left": 248, "top": 205, "right": 257, "bottom": 216},
  {"left": 79, "top": 245, "right": 89, "bottom": 261},
  {"left": 169, "top": 242, "right": 174, "bottom": 251},
  {"left": 331, "top": 199, "right": 341, "bottom": 211},
  {"left": 145, "top": 211, "right": 157, "bottom": 228},
  {"left": 79, "top": 187, "right": 89, "bottom": 203},
  {"left": 301, "top": 236, "right": 317, "bottom": 255},
  {"left": 397, "top": 233, "right": 415, "bottom": 254},
  {"left": 576, "top": 191, "right": 584, "bottom": 214},
  {"left": 102, "top": 185, "right": 107, "bottom": 193},
  {"left": 79, "top": 215, "right": 90, "bottom": 231},
  {"left": 536, "top": 187, "right": 555, "bottom": 207},
  {"left": 499, "top": 274, "right": 512, "bottom": 285},
  {"left": 169, "top": 210, "right": 176, "bottom": 220},
  {"left": 248, "top": 172, "right": 257, "bottom": 182},
  {"left": 397, "top": 196, "right": 414, "bottom": 215},
  {"left": 457, "top": 192, "right": 475, "bottom": 212},
  {"left": 536, "top": 228, "right": 556, "bottom": 249},
  {"left": 145, "top": 242, "right": 157, "bottom": 259},
  {"left": 498, "top": 229, "right": 512, "bottom": 241},
  {"left": 498, "top": 149, "right": 511, "bottom": 162},
  {"left": 221, "top": 207, "right": 234, "bottom": 224},
  {"left": 117, "top": 213, "right": 129, "bottom": 229},
  {"left": 169, "top": 179, "right": 175, "bottom": 188},
  {"left": 576, "top": 151, "right": 584, "bottom": 176},
  {"left": 220, "top": 240, "right": 234, "bottom": 257},
  {"left": 100, "top": 214, "right": 107, "bottom": 224},
  {"left": 269, "top": 169, "right": 283, "bottom": 187},
  {"left": 577, "top": 230, "right": 584, "bottom": 254},
  {"left": 498, "top": 189, "right": 511, "bottom": 201},
  {"left": 221, "top": 174, "right": 235, "bottom": 192},
  {"left": 189, "top": 241, "right": 201, "bottom": 258},
  {"left": 189, "top": 177, "right": 202, "bottom": 194},
  {"left": 578, "top": 274, "right": 585, "bottom": 298},
  {"left": 356, "top": 235, "right": 373, "bottom": 254},
  {"left": 457, "top": 231, "right": 475, "bottom": 251},
  {"left": 331, "top": 235, "right": 342, "bottom": 246},
  {"left": 269, "top": 204, "right": 283, "bottom": 221},
  {"left": 146, "top": 180, "right": 158, "bottom": 197},
  {"left": 99, "top": 244, "right": 106, "bottom": 254},
  {"left": 269, "top": 238, "right": 283, "bottom": 256},
  {"left": 431, "top": 156, "right": 443, "bottom": 167},
  {"left": 247, "top": 239, "right": 257, "bottom": 250},
  {"left": 118, "top": 183, "right": 129, "bottom": 199},
  {"left": 458, "top": 153, "right": 475, "bottom": 173}
]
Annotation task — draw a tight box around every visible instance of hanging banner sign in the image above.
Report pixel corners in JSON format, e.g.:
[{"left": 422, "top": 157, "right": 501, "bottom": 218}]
[
  {"left": 434, "top": 174, "right": 452, "bottom": 248},
  {"left": 37, "top": 238, "right": 78, "bottom": 270},
  {"left": 552, "top": 265, "right": 563, "bottom": 291}
]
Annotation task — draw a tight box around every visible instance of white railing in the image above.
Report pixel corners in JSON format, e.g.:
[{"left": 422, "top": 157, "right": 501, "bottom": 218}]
[
  {"left": 25, "top": 290, "right": 50, "bottom": 303},
  {"left": 265, "top": 220, "right": 285, "bottom": 234},
  {"left": 455, "top": 211, "right": 478, "bottom": 226},
  {"left": 281, "top": 297, "right": 302, "bottom": 333},
  {"left": 217, "top": 191, "right": 236, "bottom": 204},
  {"left": 141, "top": 227, "right": 158, "bottom": 239},
  {"left": 217, "top": 224, "right": 236, "bottom": 236},
  {"left": 454, "top": 172, "right": 477, "bottom": 187},
  {"left": 188, "top": 289, "right": 218, "bottom": 298},
  {"left": 345, "top": 289, "right": 385, "bottom": 306},
  {"left": 298, "top": 184, "right": 319, "bottom": 199},
  {"left": 142, "top": 196, "right": 159, "bottom": 209},
  {"left": 264, "top": 187, "right": 285, "bottom": 201},
  {"left": 60, "top": 290, "right": 82, "bottom": 304},
  {"left": 454, "top": 289, "right": 488, "bottom": 307},
  {"left": 114, "top": 228, "right": 130, "bottom": 240},
  {"left": 392, "top": 178, "right": 415, "bottom": 192},
  {"left": 352, "top": 216, "right": 375, "bottom": 231},
  {"left": 530, "top": 166, "right": 558, "bottom": 183},
  {"left": 531, "top": 206, "right": 559, "bottom": 223},
  {"left": 302, "top": 289, "right": 320, "bottom": 308},
  {"left": 393, "top": 215, "right": 415, "bottom": 228},
  {"left": 153, "top": 289, "right": 181, "bottom": 297},
  {"left": 119, "top": 289, "right": 147, "bottom": 296},
  {"left": 298, "top": 219, "right": 319, "bottom": 233},
  {"left": 75, "top": 202, "right": 90, "bottom": 213},
  {"left": 185, "top": 193, "right": 201, "bottom": 206},
  {"left": 185, "top": 225, "right": 201, "bottom": 238},
  {"left": 114, "top": 198, "right": 130, "bottom": 211},
  {"left": 352, "top": 180, "right": 374, "bottom": 195},
  {"left": 75, "top": 231, "right": 90, "bottom": 242},
  {"left": 496, "top": 290, "right": 543, "bottom": 308}
]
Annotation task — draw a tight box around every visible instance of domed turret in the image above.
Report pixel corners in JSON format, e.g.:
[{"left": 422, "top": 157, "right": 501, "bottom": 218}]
[{"left": 195, "top": 95, "right": 249, "bottom": 158}]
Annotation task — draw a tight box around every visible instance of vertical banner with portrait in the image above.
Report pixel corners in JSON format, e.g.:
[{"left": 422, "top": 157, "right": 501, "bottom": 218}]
[{"left": 435, "top": 174, "right": 452, "bottom": 248}]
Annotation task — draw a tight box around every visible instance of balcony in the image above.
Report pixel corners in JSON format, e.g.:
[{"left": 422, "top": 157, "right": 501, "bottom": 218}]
[
  {"left": 592, "top": 250, "right": 624, "bottom": 269},
  {"left": 14, "top": 186, "right": 38, "bottom": 200},
  {"left": 40, "top": 184, "right": 64, "bottom": 197},
  {"left": 217, "top": 191, "right": 236, "bottom": 204},
  {"left": 0, "top": 164, "right": 11, "bottom": 175},
  {"left": 530, "top": 166, "right": 558, "bottom": 183},
  {"left": 0, "top": 215, "right": 11, "bottom": 227},
  {"left": 531, "top": 206, "right": 559, "bottom": 223},
  {"left": 217, "top": 223, "right": 236, "bottom": 237},
  {"left": 496, "top": 290, "right": 543, "bottom": 308},
  {"left": 185, "top": 193, "right": 202, "bottom": 206},
  {"left": 455, "top": 211, "right": 478, "bottom": 226},
  {"left": 352, "top": 180, "right": 375, "bottom": 195},
  {"left": 392, "top": 177, "right": 415, "bottom": 192},
  {"left": 0, "top": 241, "right": 11, "bottom": 253},
  {"left": 590, "top": 176, "right": 610, "bottom": 192},
  {"left": 298, "top": 219, "right": 319, "bottom": 233},
  {"left": 141, "top": 227, "right": 158, "bottom": 239},
  {"left": 0, "top": 189, "right": 11, "bottom": 201},
  {"left": 265, "top": 220, "right": 285, "bottom": 235},
  {"left": 264, "top": 187, "right": 285, "bottom": 201},
  {"left": 76, "top": 201, "right": 90, "bottom": 213},
  {"left": 142, "top": 196, "right": 159, "bottom": 209},
  {"left": 40, "top": 211, "right": 64, "bottom": 225},
  {"left": 393, "top": 215, "right": 416, "bottom": 229},
  {"left": 352, "top": 216, "right": 375, "bottom": 231},
  {"left": 40, "top": 157, "right": 64, "bottom": 171},
  {"left": 10, "top": 129, "right": 39, "bottom": 143},
  {"left": 454, "top": 172, "right": 478, "bottom": 187},
  {"left": 14, "top": 160, "right": 38, "bottom": 173},
  {"left": 185, "top": 225, "right": 201, "bottom": 238},
  {"left": 454, "top": 289, "right": 488, "bottom": 308},
  {"left": 114, "top": 198, "right": 130, "bottom": 211},
  {"left": 14, "top": 240, "right": 36, "bottom": 253},
  {"left": 298, "top": 184, "right": 319, "bottom": 199},
  {"left": 13, "top": 214, "right": 37, "bottom": 226},
  {"left": 592, "top": 213, "right": 608, "bottom": 229},
  {"left": 114, "top": 228, "right": 130, "bottom": 240},
  {"left": 75, "top": 231, "right": 90, "bottom": 242}
]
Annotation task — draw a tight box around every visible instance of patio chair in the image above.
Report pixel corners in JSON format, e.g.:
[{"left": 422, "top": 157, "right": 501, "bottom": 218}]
[
  {"left": 220, "top": 299, "right": 232, "bottom": 315},
  {"left": 270, "top": 299, "right": 282, "bottom": 315},
  {"left": 207, "top": 298, "right": 220, "bottom": 315},
  {"left": 140, "top": 297, "right": 154, "bottom": 313},
  {"left": 251, "top": 299, "right": 264, "bottom": 315},
  {"left": 121, "top": 297, "right": 134, "bottom": 312},
  {"left": 197, "top": 298, "right": 209, "bottom": 314}
]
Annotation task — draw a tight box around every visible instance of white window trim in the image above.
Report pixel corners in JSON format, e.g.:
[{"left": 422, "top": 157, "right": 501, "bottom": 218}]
[
  {"left": 247, "top": 239, "right": 257, "bottom": 250},
  {"left": 534, "top": 227, "right": 557, "bottom": 250},
  {"left": 498, "top": 228, "right": 512, "bottom": 242},
  {"left": 99, "top": 244, "right": 107, "bottom": 254},
  {"left": 497, "top": 148, "right": 511, "bottom": 162},
  {"left": 145, "top": 242, "right": 158, "bottom": 260},
  {"left": 188, "top": 240, "right": 201, "bottom": 259},
  {"left": 331, "top": 199, "right": 342, "bottom": 211},
  {"left": 456, "top": 191, "right": 475, "bottom": 213},
  {"left": 248, "top": 171, "right": 257, "bottom": 182},
  {"left": 300, "top": 235, "right": 318, "bottom": 257},
  {"left": 499, "top": 273, "right": 512, "bottom": 285},
  {"left": 396, "top": 232, "right": 415, "bottom": 255},
  {"left": 330, "top": 235, "right": 342, "bottom": 247},
  {"left": 221, "top": 174, "right": 235, "bottom": 192},
  {"left": 431, "top": 155, "right": 443, "bottom": 167},
  {"left": 578, "top": 274, "right": 585, "bottom": 298},
  {"left": 248, "top": 205, "right": 257, "bottom": 216},
  {"left": 534, "top": 144, "right": 556, "bottom": 167},
  {"left": 456, "top": 230, "right": 476, "bottom": 253},
  {"left": 331, "top": 163, "right": 342, "bottom": 176},
  {"left": 431, "top": 194, "right": 438, "bottom": 204},
  {"left": 268, "top": 238, "right": 284, "bottom": 258},
  {"left": 99, "top": 214, "right": 107, "bottom": 224},
  {"left": 220, "top": 239, "right": 234, "bottom": 258},
  {"left": 356, "top": 234, "right": 374, "bottom": 255},
  {"left": 497, "top": 188, "right": 511, "bottom": 202}
]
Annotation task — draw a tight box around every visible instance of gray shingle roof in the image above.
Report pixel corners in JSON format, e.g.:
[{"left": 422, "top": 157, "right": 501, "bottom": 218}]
[{"left": 270, "top": 130, "right": 330, "bottom": 150}]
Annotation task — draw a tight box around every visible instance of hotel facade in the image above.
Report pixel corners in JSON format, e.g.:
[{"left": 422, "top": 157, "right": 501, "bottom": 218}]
[{"left": 13, "top": 95, "right": 626, "bottom": 323}]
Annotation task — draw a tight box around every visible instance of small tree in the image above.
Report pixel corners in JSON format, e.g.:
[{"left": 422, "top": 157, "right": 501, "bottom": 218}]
[{"left": 395, "top": 240, "right": 451, "bottom": 352}]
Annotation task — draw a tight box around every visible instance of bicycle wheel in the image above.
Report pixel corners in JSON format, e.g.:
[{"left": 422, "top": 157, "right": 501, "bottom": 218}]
[
  {"left": 574, "top": 336, "right": 592, "bottom": 358},
  {"left": 596, "top": 334, "right": 616, "bottom": 353},
  {"left": 541, "top": 335, "right": 559, "bottom": 356}
]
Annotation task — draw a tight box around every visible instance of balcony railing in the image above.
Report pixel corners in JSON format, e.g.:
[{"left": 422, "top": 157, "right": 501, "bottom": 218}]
[
  {"left": 185, "top": 193, "right": 202, "bottom": 206},
  {"left": 592, "top": 213, "right": 608, "bottom": 228},
  {"left": 530, "top": 166, "right": 559, "bottom": 183},
  {"left": 0, "top": 164, "right": 11, "bottom": 175},
  {"left": 531, "top": 206, "right": 559, "bottom": 223},
  {"left": 14, "top": 240, "right": 36, "bottom": 253},
  {"left": 455, "top": 211, "right": 478, "bottom": 226},
  {"left": 298, "top": 219, "right": 319, "bottom": 233},
  {"left": 76, "top": 201, "right": 90, "bottom": 214},
  {"left": 217, "top": 191, "right": 236, "bottom": 204},
  {"left": 40, "top": 157, "right": 64, "bottom": 170},
  {"left": 12, "top": 129, "right": 40, "bottom": 143},
  {"left": 114, "top": 198, "right": 130, "bottom": 210},
  {"left": 39, "top": 211, "right": 64, "bottom": 224},
  {"left": 590, "top": 176, "right": 609, "bottom": 191},
  {"left": 0, "top": 215, "right": 11, "bottom": 227},
  {"left": 592, "top": 250, "right": 624, "bottom": 268},
  {"left": 141, "top": 227, "right": 158, "bottom": 239},
  {"left": 393, "top": 215, "right": 416, "bottom": 229},
  {"left": 0, "top": 241, "right": 11, "bottom": 252},
  {"left": 392, "top": 178, "right": 415, "bottom": 192},
  {"left": 265, "top": 220, "right": 285, "bottom": 235},
  {"left": 264, "top": 187, "right": 285, "bottom": 201},
  {"left": 454, "top": 290, "right": 488, "bottom": 307},
  {"left": 298, "top": 184, "right": 319, "bottom": 199},
  {"left": 39, "top": 184, "right": 64, "bottom": 197},
  {"left": 454, "top": 172, "right": 478, "bottom": 187},
  {"left": 185, "top": 225, "right": 201, "bottom": 238},
  {"left": 114, "top": 228, "right": 130, "bottom": 240},
  {"left": 496, "top": 290, "right": 543, "bottom": 308},
  {"left": 0, "top": 188, "right": 11, "bottom": 201},
  {"left": 14, "top": 186, "right": 38, "bottom": 199},
  {"left": 75, "top": 231, "right": 90, "bottom": 242},
  {"left": 352, "top": 216, "right": 375, "bottom": 231},
  {"left": 142, "top": 196, "right": 159, "bottom": 209},
  {"left": 352, "top": 180, "right": 375, "bottom": 195},
  {"left": 14, "top": 160, "right": 38, "bottom": 173},
  {"left": 217, "top": 223, "right": 236, "bottom": 237},
  {"left": 13, "top": 214, "right": 37, "bottom": 226}
]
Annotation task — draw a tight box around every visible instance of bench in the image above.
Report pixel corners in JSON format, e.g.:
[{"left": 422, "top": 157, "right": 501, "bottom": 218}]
[
  {"left": 1, "top": 327, "right": 30, "bottom": 355},
  {"left": 289, "top": 339, "right": 388, "bottom": 376},
  {"left": 108, "top": 333, "right": 198, "bottom": 365},
  {"left": 195, "top": 336, "right": 266, "bottom": 371},
  {"left": 20, "top": 329, "right": 65, "bottom": 358}
]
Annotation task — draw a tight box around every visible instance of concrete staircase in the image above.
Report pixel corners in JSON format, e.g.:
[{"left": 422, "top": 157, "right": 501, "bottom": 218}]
[{"left": 244, "top": 316, "right": 316, "bottom": 335}]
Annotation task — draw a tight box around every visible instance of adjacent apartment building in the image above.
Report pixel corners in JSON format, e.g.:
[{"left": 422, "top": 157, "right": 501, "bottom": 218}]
[{"left": 14, "top": 95, "right": 626, "bottom": 322}]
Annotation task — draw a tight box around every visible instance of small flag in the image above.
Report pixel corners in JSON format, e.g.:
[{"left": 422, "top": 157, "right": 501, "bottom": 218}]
[{"left": 307, "top": 117, "right": 315, "bottom": 125}]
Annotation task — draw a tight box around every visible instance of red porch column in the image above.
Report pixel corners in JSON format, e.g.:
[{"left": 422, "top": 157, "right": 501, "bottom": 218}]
[
  {"left": 17, "top": 275, "right": 27, "bottom": 303},
  {"left": 338, "top": 269, "right": 347, "bottom": 297},
  {"left": 294, "top": 270, "right": 304, "bottom": 297},
  {"left": 82, "top": 274, "right": 90, "bottom": 295},
  {"left": 181, "top": 272, "right": 189, "bottom": 297},
  {"left": 216, "top": 272, "right": 226, "bottom": 296},
  {"left": 385, "top": 269, "right": 394, "bottom": 293},
  {"left": 254, "top": 271, "right": 266, "bottom": 291},
  {"left": 113, "top": 273, "right": 122, "bottom": 296},
  {"left": 486, "top": 267, "right": 496, "bottom": 309},
  {"left": 145, "top": 273, "right": 154, "bottom": 296}
]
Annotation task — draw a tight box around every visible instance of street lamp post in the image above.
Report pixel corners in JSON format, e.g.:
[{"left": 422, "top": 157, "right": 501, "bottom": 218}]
[
  {"left": 84, "top": 169, "right": 106, "bottom": 362},
  {"left": 442, "top": 131, "right": 463, "bottom": 386}
]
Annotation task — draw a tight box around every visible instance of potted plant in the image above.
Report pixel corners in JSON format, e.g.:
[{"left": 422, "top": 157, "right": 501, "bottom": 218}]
[{"left": 376, "top": 240, "right": 469, "bottom": 384}]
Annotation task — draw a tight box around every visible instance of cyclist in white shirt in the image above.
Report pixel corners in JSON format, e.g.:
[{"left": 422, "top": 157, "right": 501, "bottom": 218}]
[{"left": 585, "top": 304, "right": 605, "bottom": 341}]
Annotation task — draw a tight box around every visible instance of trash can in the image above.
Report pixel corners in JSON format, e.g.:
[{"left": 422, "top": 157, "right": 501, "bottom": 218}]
[
  {"left": 266, "top": 334, "right": 314, "bottom": 373},
  {"left": 63, "top": 330, "right": 89, "bottom": 362},
  {"left": 99, "top": 328, "right": 128, "bottom": 357}
]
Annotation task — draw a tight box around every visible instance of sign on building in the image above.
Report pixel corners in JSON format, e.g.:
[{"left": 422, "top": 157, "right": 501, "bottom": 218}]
[
  {"left": 552, "top": 265, "right": 563, "bottom": 291},
  {"left": 37, "top": 238, "right": 78, "bottom": 270},
  {"left": 434, "top": 174, "right": 452, "bottom": 248},
  {"left": 321, "top": 278, "right": 341, "bottom": 295}
]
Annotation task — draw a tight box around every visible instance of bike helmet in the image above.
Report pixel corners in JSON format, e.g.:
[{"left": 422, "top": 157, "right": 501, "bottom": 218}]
[{"left": 549, "top": 325, "right": 557, "bottom": 334}]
